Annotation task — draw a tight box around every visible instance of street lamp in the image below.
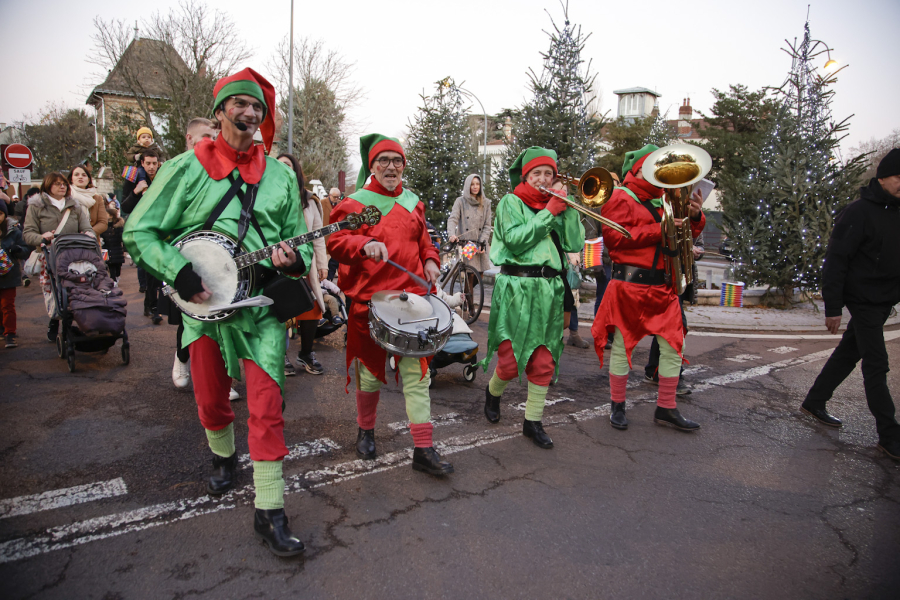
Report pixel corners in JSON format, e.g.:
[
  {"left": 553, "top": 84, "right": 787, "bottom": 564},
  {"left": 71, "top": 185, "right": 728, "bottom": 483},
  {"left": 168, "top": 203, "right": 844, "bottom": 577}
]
[
  {"left": 442, "top": 77, "right": 489, "bottom": 181},
  {"left": 287, "top": 0, "right": 294, "bottom": 155}
]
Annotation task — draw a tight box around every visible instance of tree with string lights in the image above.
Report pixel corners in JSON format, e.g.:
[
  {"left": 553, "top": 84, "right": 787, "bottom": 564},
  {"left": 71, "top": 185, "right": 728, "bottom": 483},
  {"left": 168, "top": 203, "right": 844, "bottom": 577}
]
[
  {"left": 721, "top": 19, "right": 867, "bottom": 303},
  {"left": 404, "top": 78, "right": 478, "bottom": 231}
]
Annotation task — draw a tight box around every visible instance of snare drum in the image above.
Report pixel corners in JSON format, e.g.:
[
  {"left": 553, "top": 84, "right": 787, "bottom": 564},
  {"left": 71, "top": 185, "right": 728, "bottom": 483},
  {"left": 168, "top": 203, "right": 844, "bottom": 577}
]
[{"left": 368, "top": 290, "right": 453, "bottom": 357}]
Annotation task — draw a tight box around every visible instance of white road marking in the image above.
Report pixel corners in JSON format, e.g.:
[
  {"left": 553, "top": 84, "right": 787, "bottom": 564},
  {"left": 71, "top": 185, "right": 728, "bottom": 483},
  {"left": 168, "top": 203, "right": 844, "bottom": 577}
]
[
  {"left": 238, "top": 438, "right": 340, "bottom": 469},
  {"left": 691, "top": 329, "right": 900, "bottom": 341},
  {"left": 725, "top": 354, "right": 762, "bottom": 363},
  {"left": 0, "top": 348, "right": 836, "bottom": 564},
  {"left": 511, "top": 396, "right": 575, "bottom": 411},
  {"left": 0, "top": 479, "right": 128, "bottom": 520},
  {"left": 388, "top": 413, "right": 461, "bottom": 434},
  {"left": 769, "top": 346, "right": 798, "bottom": 354}
]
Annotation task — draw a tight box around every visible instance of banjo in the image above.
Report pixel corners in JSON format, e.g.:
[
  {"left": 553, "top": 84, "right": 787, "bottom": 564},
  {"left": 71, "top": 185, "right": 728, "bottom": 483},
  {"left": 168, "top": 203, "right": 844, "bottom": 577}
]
[{"left": 163, "top": 205, "right": 382, "bottom": 321}]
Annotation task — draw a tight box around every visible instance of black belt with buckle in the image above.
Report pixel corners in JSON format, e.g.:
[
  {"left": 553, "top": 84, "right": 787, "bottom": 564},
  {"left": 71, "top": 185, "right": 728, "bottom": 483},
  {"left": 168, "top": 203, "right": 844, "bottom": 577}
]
[
  {"left": 611, "top": 264, "right": 668, "bottom": 286},
  {"left": 500, "top": 265, "right": 561, "bottom": 279}
]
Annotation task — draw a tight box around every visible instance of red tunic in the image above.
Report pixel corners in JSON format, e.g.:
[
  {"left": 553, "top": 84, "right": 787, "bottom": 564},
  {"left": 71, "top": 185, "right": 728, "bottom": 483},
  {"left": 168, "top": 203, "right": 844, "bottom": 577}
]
[
  {"left": 591, "top": 187, "right": 705, "bottom": 368},
  {"left": 326, "top": 196, "right": 440, "bottom": 390}
]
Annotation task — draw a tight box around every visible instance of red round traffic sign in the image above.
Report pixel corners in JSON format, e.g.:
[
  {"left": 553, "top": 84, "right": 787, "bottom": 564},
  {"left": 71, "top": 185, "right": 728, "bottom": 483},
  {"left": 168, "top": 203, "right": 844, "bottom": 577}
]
[{"left": 4, "top": 144, "right": 33, "bottom": 169}]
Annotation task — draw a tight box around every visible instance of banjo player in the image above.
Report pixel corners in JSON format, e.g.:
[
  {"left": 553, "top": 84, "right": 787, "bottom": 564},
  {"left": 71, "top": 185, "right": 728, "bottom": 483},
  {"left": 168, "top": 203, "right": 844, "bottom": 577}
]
[{"left": 123, "top": 68, "right": 312, "bottom": 557}]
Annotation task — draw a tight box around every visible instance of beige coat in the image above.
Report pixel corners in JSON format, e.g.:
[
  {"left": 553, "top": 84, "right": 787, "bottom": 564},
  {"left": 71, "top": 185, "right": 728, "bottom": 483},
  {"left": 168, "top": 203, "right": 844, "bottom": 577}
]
[
  {"left": 302, "top": 199, "right": 328, "bottom": 313},
  {"left": 23, "top": 194, "right": 94, "bottom": 247},
  {"left": 69, "top": 186, "right": 109, "bottom": 237}
]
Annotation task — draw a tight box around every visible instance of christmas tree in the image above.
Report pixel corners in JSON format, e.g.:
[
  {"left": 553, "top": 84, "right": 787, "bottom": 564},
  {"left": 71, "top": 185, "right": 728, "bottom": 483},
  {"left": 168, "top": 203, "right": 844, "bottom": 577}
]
[
  {"left": 721, "top": 19, "right": 866, "bottom": 303},
  {"left": 501, "top": 3, "right": 606, "bottom": 196},
  {"left": 404, "top": 78, "right": 478, "bottom": 231},
  {"left": 645, "top": 112, "right": 675, "bottom": 148}
]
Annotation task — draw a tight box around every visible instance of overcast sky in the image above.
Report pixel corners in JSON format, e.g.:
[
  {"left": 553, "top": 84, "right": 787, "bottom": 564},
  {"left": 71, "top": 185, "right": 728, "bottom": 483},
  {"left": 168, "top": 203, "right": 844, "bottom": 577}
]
[{"left": 3, "top": 0, "right": 897, "bottom": 170}]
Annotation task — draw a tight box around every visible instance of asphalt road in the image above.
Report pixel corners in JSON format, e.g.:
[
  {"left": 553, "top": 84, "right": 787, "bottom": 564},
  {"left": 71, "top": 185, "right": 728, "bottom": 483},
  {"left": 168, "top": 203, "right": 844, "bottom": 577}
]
[{"left": 1, "top": 265, "right": 899, "bottom": 599}]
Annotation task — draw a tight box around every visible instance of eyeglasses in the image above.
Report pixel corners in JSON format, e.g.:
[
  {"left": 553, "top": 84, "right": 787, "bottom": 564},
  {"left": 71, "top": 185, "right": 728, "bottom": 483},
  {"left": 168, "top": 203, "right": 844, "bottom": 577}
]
[
  {"left": 228, "top": 97, "right": 264, "bottom": 115},
  {"left": 374, "top": 157, "right": 404, "bottom": 168}
]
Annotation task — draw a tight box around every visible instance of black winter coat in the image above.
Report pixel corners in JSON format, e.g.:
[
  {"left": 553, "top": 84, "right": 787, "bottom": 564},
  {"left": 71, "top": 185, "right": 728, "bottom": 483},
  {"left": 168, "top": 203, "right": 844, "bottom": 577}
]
[
  {"left": 102, "top": 220, "right": 126, "bottom": 266},
  {"left": 0, "top": 226, "right": 33, "bottom": 289},
  {"left": 822, "top": 178, "right": 900, "bottom": 316}
]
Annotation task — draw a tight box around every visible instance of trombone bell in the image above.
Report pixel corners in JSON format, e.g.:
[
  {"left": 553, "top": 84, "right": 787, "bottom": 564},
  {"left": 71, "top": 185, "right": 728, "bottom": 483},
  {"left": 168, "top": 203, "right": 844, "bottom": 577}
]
[{"left": 559, "top": 167, "right": 615, "bottom": 207}]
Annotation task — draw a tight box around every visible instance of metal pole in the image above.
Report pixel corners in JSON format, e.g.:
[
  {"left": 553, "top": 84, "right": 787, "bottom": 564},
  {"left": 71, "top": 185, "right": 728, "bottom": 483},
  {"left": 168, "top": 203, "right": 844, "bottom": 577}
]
[
  {"left": 287, "top": 0, "right": 294, "bottom": 155},
  {"left": 458, "top": 86, "right": 488, "bottom": 180}
]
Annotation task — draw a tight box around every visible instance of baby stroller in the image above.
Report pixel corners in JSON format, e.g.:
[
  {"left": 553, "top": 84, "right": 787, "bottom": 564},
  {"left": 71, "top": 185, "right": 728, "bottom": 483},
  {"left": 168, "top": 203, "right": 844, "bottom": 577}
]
[
  {"left": 315, "top": 279, "right": 348, "bottom": 340},
  {"left": 44, "top": 234, "right": 130, "bottom": 372}
]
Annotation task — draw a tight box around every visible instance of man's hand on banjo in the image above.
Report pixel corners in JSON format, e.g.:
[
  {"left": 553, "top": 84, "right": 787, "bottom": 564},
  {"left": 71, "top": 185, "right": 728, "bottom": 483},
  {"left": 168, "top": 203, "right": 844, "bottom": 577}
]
[
  {"left": 271, "top": 241, "right": 298, "bottom": 270},
  {"left": 188, "top": 283, "right": 213, "bottom": 305}
]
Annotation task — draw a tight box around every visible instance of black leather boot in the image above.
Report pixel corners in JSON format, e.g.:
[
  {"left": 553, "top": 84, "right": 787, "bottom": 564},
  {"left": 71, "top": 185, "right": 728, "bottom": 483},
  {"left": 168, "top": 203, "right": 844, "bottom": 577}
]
[
  {"left": 253, "top": 509, "right": 305, "bottom": 557},
  {"left": 356, "top": 427, "right": 376, "bottom": 460},
  {"left": 412, "top": 447, "right": 454, "bottom": 475},
  {"left": 47, "top": 319, "right": 59, "bottom": 342},
  {"left": 523, "top": 419, "right": 553, "bottom": 449},
  {"left": 484, "top": 385, "right": 501, "bottom": 423},
  {"left": 800, "top": 401, "right": 842, "bottom": 427},
  {"left": 610, "top": 401, "right": 628, "bottom": 430},
  {"left": 207, "top": 452, "right": 237, "bottom": 495},
  {"left": 654, "top": 407, "right": 700, "bottom": 431}
]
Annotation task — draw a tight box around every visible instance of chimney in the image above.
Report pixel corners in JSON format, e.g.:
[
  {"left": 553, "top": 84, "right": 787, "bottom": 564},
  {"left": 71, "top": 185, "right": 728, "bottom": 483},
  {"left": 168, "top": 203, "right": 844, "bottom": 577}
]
[{"left": 678, "top": 98, "right": 693, "bottom": 137}]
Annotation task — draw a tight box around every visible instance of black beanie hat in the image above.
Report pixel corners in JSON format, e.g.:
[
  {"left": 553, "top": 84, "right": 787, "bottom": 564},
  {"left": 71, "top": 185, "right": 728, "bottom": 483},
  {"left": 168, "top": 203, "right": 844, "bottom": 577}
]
[
  {"left": 0, "top": 199, "right": 8, "bottom": 216},
  {"left": 876, "top": 148, "right": 900, "bottom": 179}
]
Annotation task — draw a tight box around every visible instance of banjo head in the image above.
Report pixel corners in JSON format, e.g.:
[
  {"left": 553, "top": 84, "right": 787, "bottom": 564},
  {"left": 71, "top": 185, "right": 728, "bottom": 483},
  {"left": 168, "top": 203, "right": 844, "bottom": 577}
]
[{"left": 169, "top": 231, "right": 249, "bottom": 320}]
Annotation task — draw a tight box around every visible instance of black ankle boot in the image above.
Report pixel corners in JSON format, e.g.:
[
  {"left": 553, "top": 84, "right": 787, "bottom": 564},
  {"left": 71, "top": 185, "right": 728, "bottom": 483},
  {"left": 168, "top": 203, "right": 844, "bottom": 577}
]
[
  {"left": 523, "top": 419, "right": 553, "bottom": 449},
  {"left": 412, "top": 447, "right": 454, "bottom": 475},
  {"left": 356, "top": 427, "right": 376, "bottom": 460},
  {"left": 253, "top": 509, "right": 305, "bottom": 557},
  {"left": 654, "top": 407, "right": 700, "bottom": 431},
  {"left": 47, "top": 319, "right": 59, "bottom": 342},
  {"left": 484, "top": 385, "right": 501, "bottom": 423},
  {"left": 610, "top": 401, "right": 628, "bottom": 430},
  {"left": 207, "top": 452, "right": 237, "bottom": 495}
]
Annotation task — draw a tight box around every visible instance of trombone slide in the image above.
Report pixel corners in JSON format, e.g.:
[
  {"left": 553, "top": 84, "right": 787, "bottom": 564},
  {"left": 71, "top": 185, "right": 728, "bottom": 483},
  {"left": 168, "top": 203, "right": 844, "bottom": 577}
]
[{"left": 539, "top": 187, "right": 632, "bottom": 239}]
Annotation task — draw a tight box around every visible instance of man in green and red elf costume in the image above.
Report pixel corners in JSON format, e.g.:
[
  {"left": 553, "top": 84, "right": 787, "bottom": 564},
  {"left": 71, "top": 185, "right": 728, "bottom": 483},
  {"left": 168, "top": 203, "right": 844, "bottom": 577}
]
[
  {"left": 326, "top": 133, "right": 454, "bottom": 476},
  {"left": 124, "top": 68, "right": 311, "bottom": 557},
  {"left": 591, "top": 144, "right": 705, "bottom": 432},
  {"left": 480, "top": 147, "right": 585, "bottom": 448}
]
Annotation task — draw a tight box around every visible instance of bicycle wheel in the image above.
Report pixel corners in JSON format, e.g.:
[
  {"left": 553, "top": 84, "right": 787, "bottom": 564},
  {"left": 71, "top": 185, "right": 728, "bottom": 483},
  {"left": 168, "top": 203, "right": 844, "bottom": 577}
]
[{"left": 447, "top": 265, "right": 484, "bottom": 325}]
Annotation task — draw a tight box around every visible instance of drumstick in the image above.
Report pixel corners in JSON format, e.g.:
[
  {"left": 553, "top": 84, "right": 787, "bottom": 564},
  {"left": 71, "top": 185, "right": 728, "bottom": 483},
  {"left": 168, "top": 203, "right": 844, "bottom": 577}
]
[{"left": 384, "top": 259, "right": 433, "bottom": 297}]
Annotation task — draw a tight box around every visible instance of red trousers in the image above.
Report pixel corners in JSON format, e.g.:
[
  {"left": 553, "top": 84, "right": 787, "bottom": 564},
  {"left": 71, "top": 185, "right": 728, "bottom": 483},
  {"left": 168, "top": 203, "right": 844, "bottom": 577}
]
[
  {"left": 0, "top": 288, "right": 16, "bottom": 335},
  {"left": 189, "top": 335, "right": 288, "bottom": 461},
  {"left": 495, "top": 340, "right": 555, "bottom": 387}
]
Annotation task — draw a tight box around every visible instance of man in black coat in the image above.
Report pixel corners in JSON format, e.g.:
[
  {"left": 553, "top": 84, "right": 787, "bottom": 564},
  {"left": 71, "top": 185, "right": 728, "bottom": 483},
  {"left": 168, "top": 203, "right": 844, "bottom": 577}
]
[{"left": 801, "top": 149, "right": 900, "bottom": 461}]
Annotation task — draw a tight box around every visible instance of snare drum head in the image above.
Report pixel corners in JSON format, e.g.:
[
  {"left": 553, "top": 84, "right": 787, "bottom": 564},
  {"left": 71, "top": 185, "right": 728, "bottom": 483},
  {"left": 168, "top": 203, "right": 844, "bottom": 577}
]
[
  {"left": 370, "top": 290, "right": 452, "bottom": 332},
  {"left": 174, "top": 239, "right": 239, "bottom": 316}
]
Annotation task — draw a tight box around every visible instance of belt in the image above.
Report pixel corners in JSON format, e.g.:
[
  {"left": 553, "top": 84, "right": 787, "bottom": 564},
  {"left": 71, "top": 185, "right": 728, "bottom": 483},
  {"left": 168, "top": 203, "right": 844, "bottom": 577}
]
[
  {"left": 611, "top": 264, "right": 669, "bottom": 286},
  {"left": 500, "top": 265, "right": 561, "bottom": 279}
]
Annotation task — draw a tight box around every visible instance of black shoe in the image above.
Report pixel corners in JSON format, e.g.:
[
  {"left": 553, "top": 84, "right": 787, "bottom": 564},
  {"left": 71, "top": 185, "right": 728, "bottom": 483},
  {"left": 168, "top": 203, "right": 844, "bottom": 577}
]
[
  {"left": 610, "top": 401, "right": 628, "bottom": 430},
  {"left": 5, "top": 334, "right": 18, "bottom": 349},
  {"left": 356, "top": 427, "right": 376, "bottom": 460},
  {"left": 412, "top": 447, "right": 454, "bottom": 475},
  {"left": 143, "top": 307, "right": 151, "bottom": 317},
  {"left": 151, "top": 315, "right": 163, "bottom": 325},
  {"left": 800, "top": 402, "right": 842, "bottom": 428},
  {"left": 297, "top": 352, "right": 324, "bottom": 375},
  {"left": 523, "top": 419, "right": 553, "bottom": 449},
  {"left": 484, "top": 385, "right": 501, "bottom": 423},
  {"left": 47, "top": 319, "right": 59, "bottom": 342},
  {"left": 22, "top": 277, "right": 30, "bottom": 287},
  {"left": 876, "top": 439, "right": 900, "bottom": 461},
  {"left": 207, "top": 452, "right": 237, "bottom": 495},
  {"left": 654, "top": 407, "right": 700, "bottom": 431},
  {"left": 254, "top": 509, "right": 305, "bottom": 557},
  {"left": 284, "top": 355, "right": 296, "bottom": 376},
  {"left": 676, "top": 379, "right": 692, "bottom": 396},
  {"left": 139, "top": 287, "right": 146, "bottom": 294},
  {"left": 643, "top": 372, "right": 659, "bottom": 385}
]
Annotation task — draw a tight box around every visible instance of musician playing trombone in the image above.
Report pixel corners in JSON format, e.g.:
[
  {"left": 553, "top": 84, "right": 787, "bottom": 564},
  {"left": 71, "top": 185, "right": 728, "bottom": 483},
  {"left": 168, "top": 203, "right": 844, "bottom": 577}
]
[
  {"left": 480, "top": 147, "right": 585, "bottom": 449},
  {"left": 591, "top": 144, "right": 705, "bottom": 432},
  {"left": 124, "top": 69, "right": 312, "bottom": 557}
]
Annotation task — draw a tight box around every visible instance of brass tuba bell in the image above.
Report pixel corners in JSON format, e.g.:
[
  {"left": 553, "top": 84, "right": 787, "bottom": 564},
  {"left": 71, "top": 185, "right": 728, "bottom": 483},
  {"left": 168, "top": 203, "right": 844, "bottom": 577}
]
[{"left": 641, "top": 144, "right": 712, "bottom": 295}]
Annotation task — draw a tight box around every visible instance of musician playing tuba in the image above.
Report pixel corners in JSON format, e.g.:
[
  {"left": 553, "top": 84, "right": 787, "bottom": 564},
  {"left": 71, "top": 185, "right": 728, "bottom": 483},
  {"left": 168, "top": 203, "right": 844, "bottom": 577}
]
[
  {"left": 590, "top": 144, "right": 706, "bottom": 432},
  {"left": 124, "top": 68, "right": 312, "bottom": 557}
]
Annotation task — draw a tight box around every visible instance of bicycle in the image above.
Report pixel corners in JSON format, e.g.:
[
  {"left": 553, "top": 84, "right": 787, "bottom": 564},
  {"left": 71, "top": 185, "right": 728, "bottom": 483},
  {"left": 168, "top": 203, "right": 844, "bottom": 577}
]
[{"left": 438, "top": 240, "right": 485, "bottom": 325}]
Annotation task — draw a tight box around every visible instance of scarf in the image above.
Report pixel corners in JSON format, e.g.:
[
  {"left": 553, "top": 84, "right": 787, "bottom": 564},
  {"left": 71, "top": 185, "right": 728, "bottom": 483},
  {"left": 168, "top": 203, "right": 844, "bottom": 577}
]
[
  {"left": 513, "top": 182, "right": 550, "bottom": 210},
  {"left": 363, "top": 177, "right": 403, "bottom": 198},
  {"left": 622, "top": 171, "right": 664, "bottom": 207},
  {"left": 194, "top": 134, "right": 267, "bottom": 184},
  {"left": 69, "top": 185, "right": 99, "bottom": 210}
]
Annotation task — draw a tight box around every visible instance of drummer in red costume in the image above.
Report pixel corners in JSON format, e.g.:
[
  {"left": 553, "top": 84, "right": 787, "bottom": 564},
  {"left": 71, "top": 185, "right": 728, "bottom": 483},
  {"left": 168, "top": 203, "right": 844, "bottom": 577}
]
[
  {"left": 591, "top": 144, "right": 705, "bottom": 431},
  {"left": 326, "top": 133, "right": 453, "bottom": 476}
]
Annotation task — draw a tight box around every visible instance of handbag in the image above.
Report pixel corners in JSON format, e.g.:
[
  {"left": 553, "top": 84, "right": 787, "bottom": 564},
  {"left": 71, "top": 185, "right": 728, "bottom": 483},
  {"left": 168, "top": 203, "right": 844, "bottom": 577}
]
[
  {"left": 566, "top": 266, "right": 581, "bottom": 290},
  {"left": 262, "top": 273, "right": 315, "bottom": 323}
]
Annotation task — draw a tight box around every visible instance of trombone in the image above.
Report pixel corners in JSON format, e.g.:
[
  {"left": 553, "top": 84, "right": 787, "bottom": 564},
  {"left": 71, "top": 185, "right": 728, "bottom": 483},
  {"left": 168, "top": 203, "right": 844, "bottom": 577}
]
[{"left": 539, "top": 167, "right": 632, "bottom": 239}]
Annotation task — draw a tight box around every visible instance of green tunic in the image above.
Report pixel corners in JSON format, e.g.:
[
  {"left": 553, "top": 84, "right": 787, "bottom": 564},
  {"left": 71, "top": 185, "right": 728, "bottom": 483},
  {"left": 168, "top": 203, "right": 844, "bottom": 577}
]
[
  {"left": 123, "top": 152, "right": 311, "bottom": 389},
  {"left": 480, "top": 194, "right": 585, "bottom": 376}
]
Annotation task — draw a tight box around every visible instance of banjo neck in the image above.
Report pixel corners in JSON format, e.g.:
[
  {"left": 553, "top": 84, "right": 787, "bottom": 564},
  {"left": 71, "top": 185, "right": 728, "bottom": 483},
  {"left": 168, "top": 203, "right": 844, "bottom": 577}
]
[{"left": 233, "top": 220, "right": 347, "bottom": 270}]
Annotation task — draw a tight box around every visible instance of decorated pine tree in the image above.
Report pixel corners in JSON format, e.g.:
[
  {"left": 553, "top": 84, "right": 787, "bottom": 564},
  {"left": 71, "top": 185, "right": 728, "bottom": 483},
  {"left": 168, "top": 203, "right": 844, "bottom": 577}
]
[
  {"left": 501, "top": 4, "right": 606, "bottom": 197},
  {"left": 404, "top": 78, "right": 478, "bottom": 231},
  {"left": 721, "top": 20, "right": 867, "bottom": 303},
  {"left": 645, "top": 113, "right": 675, "bottom": 147}
]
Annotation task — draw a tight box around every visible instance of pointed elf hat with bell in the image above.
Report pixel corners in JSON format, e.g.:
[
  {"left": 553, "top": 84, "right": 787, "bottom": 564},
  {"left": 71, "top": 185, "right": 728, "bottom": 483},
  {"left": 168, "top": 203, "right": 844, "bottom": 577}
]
[
  {"left": 621, "top": 144, "right": 659, "bottom": 179},
  {"left": 509, "top": 147, "right": 558, "bottom": 188},
  {"left": 212, "top": 68, "right": 277, "bottom": 153},
  {"left": 356, "top": 133, "right": 406, "bottom": 188}
]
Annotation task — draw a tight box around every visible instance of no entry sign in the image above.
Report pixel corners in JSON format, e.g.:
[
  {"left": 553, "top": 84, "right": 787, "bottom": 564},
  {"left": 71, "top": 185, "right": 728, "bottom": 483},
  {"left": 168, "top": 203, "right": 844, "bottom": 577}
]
[{"left": 3, "top": 144, "right": 33, "bottom": 169}]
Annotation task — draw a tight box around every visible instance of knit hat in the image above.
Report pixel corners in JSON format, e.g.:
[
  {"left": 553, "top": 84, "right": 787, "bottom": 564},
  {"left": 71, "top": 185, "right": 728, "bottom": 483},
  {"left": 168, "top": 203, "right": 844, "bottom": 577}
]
[
  {"left": 136, "top": 127, "right": 153, "bottom": 141},
  {"left": 621, "top": 144, "right": 659, "bottom": 178},
  {"left": 509, "top": 147, "right": 558, "bottom": 188},
  {"left": 876, "top": 148, "right": 900, "bottom": 179},
  {"left": 356, "top": 133, "right": 406, "bottom": 188},
  {"left": 0, "top": 199, "right": 7, "bottom": 216},
  {"left": 212, "top": 68, "right": 277, "bottom": 152}
]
